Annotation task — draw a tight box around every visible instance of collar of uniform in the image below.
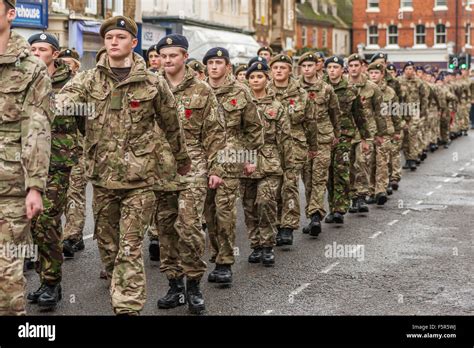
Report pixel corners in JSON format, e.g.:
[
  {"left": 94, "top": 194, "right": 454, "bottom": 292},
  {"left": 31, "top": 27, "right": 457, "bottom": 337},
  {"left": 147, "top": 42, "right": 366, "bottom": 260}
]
[
  {"left": 299, "top": 75, "right": 323, "bottom": 91},
  {"left": 0, "top": 31, "right": 30, "bottom": 65},
  {"left": 163, "top": 65, "right": 195, "bottom": 93},
  {"left": 51, "top": 59, "right": 72, "bottom": 85},
  {"left": 208, "top": 73, "right": 236, "bottom": 94},
  {"left": 329, "top": 76, "right": 349, "bottom": 91},
  {"left": 96, "top": 48, "right": 148, "bottom": 84}
]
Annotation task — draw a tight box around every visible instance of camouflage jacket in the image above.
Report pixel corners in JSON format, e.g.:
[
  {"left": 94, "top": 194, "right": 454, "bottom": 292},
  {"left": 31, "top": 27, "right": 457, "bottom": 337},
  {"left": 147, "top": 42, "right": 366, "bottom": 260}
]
[
  {"left": 268, "top": 78, "right": 318, "bottom": 164},
  {"left": 50, "top": 59, "right": 80, "bottom": 170},
  {"left": 378, "top": 81, "right": 401, "bottom": 135},
  {"left": 299, "top": 76, "right": 341, "bottom": 144},
  {"left": 249, "top": 89, "right": 294, "bottom": 178},
  {"left": 155, "top": 66, "right": 226, "bottom": 191},
  {"left": 399, "top": 76, "right": 428, "bottom": 119},
  {"left": 460, "top": 77, "right": 471, "bottom": 105},
  {"left": 434, "top": 84, "right": 450, "bottom": 116},
  {"left": 56, "top": 48, "right": 190, "bottom": 190},
  {"left": 0, "top": 31, "right": 52, "bottom": 197},
  {"left": 326, "top": 76, "right": 369, "bottom": 140},
  {"left": 385, "top": 71, "right": 402, "bottom": 101},
  {"left": 426, "top": 82, "right": 440, "bottom": 111},
  {"left": 349, "top": 74, "right": 385, "bottom": 139},
  {"left": 210, "top": 74, "right": 264, "bottom": 178}
]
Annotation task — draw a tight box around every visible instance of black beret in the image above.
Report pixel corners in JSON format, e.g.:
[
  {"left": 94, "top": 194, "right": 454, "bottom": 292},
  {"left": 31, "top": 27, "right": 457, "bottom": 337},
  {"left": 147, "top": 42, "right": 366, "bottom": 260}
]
[
  {"left": 203, "top": 47, "right": 230, "bottom": 65},
  {"left": 370, "top": 52, "right": 387, "bottom": 63},
  {"left": 58, "top": 48, "right": 80, "bottom": 59},
  {"left": 386, "top": 63, "right": 396, "bottom": 71},
  {"left": 415, "top": 65, "right": 425, "bottom": 72},
  {"left": 156, "top": 34, "right": 189, "bottom": 53},
  {"left": 257, "top": 46, "right": 274, "bottom": 56},
  {"left": 269, "top": 54, "right": 292, "bottom": 67},
  {"left": 146, "top": 44, "right": 158, "bottom": 60},
  {"left": 28, "top": 32, "right": 59, "bottom": 51},
  {"left": 324, "top": 56, "right": 344, "bottom": 68},
  {"left": 248, "top": 56, "right": 266, "bottom": 66},
  {"left": 100, "top": 16, "right": 138, "bottom": 38},
  {"left": 246, "top": 62, "right": 269, "bottom": 79},
  {"left": 403, "top": 61, "right": 415, "bottom": 70}
]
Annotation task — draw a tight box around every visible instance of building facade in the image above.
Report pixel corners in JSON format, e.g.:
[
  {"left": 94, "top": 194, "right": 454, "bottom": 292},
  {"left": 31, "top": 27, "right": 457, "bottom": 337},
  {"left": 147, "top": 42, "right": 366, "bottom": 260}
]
[{"left": 353, "top": 0, "right": 474, "bottom": 68}]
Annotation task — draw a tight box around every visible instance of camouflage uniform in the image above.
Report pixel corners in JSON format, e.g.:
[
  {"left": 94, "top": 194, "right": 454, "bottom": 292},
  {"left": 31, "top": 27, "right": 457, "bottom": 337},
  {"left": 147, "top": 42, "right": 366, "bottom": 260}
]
[
  {"left": 385, "top": 72, "right": 403, "bottom": 182},
  {"left": 241, "top": 89, "right": 293, "bottom": 249},
  {"left": 268, "top": 78, "right": 318, "bottom": 230},
  {"left": 300, "top": 77, "right": 341, "bottom": 219},
  {"left": 459, "top": 77, "right": 471, "bottom": 131},
  {"left": 325, "top": 76, "right": 367, "bottom": 213},
  {"left": 30, "top": 59, "right": 78, "bottom": 287},
  {"left": 57, "top": 48, "right": 190, "bottom": 314},
  {"left": 204, "top": 75, "right": 263, "bottom": 265},
  {"left": 426, "top": 82, "right": 440, "bottom": 147},
  {"left": 154, "top": 66, "right": 226, "bottom": 280},
  {"left": 0, "top": 31, "right": 52, "bottom": 315}
]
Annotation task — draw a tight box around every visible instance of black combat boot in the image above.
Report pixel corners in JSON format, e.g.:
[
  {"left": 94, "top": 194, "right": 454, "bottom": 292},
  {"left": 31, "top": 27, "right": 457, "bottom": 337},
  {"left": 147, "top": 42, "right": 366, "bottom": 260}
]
[
  {"left": 280, "top": 228, "right": 293, "bottom": 245},
  {"left": 410, "top": 160, "right": 417, "bottom": 171},
  {"left": 308, "top": 213, "right": 322, "bottom": 237},
  {"left": 390, "top": 180, "right": 399, "bottom": 191},
  {"left": 358, "top": 197, "right": 369, "bottom": 213},
  {"left": 73, "top": 238, "right": 85, "bottom": 251},
  {"left": 386, "top": 184, "right": 393, "bottom": 196},
  {"left": 262, "top": 247, "right": 275, "bottom": 267},
  {"left": 158, "top": 277, "right": 186, "bottom": 309},
  {"left": 207, "top": 264, "right": 219, "bottom": 283},
  {"left": 348, "top": 198, "right": 359, "bottom": 213},
  {"left": 429, "top": 143, "right": 436, "bottom": 152},
  {"left": 366, "top": 195, "right": 376, "bottom": 204},
  {"left": 333, "top": 212, "right": 344, "bottom": 224},
  {"left": 149, "top": 239, "right": 160, "bottom": 261},
  {"left": 186, "top": 279, "right": 205, "bottom": 314},
  {"left": 215, "top": 264, "right": 232, "bottom": 284},
  {"left": 27, "top": 283, "right": 48, "bottom": 303},
  {"left": 63, "top": 240, "right": 75, "bottom": 258},
  {"left": 302, "top": 225, "right": 310, "bottom": 234},
  {"left": 276, "top": 228, "right": 284, "bottom": 246},
  {"left": 37, "top": 283, "right": 62, "bottom": 309},
  {"left": 324, "top": 213, "right": 335, "bottom": 223},
  {"left": 402, "top": 160, "right": 410, "bottom": 169},
  {"left": 248, "top": 247, "right": 263, "bottom": 263},
  {"left": 421, "top": 150, "right": 427, "bottom": 161},
  {"left": 376, "top": 192, "right": 388, "bottom": 206}
]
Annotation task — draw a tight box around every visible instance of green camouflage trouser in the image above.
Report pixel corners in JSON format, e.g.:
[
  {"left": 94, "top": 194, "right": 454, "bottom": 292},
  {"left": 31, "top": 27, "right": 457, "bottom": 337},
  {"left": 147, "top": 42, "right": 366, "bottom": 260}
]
[
  {"left": 439, "top": 111, "right": 450, "bottom": 143},
  {"left": 389, "top": 133, "right": 404, "bottom": 183},
  {"left": 279, "top": 165, "right": 304, "bottom": 230},
  {"left": 370, "top": 136, "right": 391, "bottom": 196},
  {"left": 31, "top": 168, "right": 70, "bottom": 286},
  {"left": 93, "top": 186, "right": 155, "bottom": 315},
  {"left": 350, "top": 140, "right": 374, "bottom": 198},
  {"left": 0, "top": 197, "right": 30, "bottom": 315},
  {"left": 302, "top": 143, "right": 332, "bottom": 218},
  {"left": 63, "top": 155, "right": 86, "bottom": 242},
  {"left": 155, "top": 187, "right": 207, "bottom": 280},
  {"left": 403, "top": 118, "right": 420, "bottom": 161},
  {"left": 327, "top": 137, "right": 351, "bottom": 214},
  {"left": 240, "top": 176, "right": 281, "bottom": 249},
  {"left": 205, "top": 178, "right": 240, "bottom": 265}
]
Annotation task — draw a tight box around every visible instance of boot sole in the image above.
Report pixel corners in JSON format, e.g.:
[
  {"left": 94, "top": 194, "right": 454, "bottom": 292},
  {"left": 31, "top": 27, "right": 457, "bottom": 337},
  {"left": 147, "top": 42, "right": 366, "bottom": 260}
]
[
  {"left": 158, "top": 300, "right": 186, "bottom": 309},
  {"left": 309, "top": 224, "right": 321, "bottom": 236},
  {"left": 376, "top": 196, "right": 387, "bottom": 205},
  {"left": 215, "top": 277, "right": 232, "bottom": 284},
  {"left": 333, "top": 216, "right": 344, "bottom": 224},
  {"left": 38, "top": 293, "right": 62, "bottom": 308},
  {"left": 358, "top": 207, "right": 369, "bottom": 213},
  {"left": 248, "top": 258, "right": 262, "bottom": 264}
]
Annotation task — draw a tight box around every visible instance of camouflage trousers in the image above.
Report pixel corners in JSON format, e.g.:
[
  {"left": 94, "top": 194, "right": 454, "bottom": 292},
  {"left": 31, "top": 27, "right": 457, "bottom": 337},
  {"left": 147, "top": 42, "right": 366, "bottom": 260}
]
[
  {"left": 31, "top": 168, "right": 70, "bottom": 286},
  {"left": 155, "top": 187, "right": 207, "bottom": 280},
  {"left": 350, "top": 140, "right": 374, "bottom": 198},
  {"left": 0, "top": 197, "right": 31, "bottom": 315},
  {"left": 370, "top": 136, "right": 392, "bottom": 196},
  {"left": 389, "top": 133, "right": 404, "bottom": 183},
  {"left": 402, "top": 118, "right": 420, "bottom": 161},
  {"left": 205, "top": 178, "right": 240, "bottom": 265},
  {"left": 440, "top": 111, "right": 451, "bottom": 143},
  {"left": 417, "top": 117, "right": 427, "bottom": 152},
  {"left": 429, "top": 110, "right": 440, "bottom": 144},
  {"left": 63, "top": 156, "right": 86, "bottom": 242},
  {"left": 327, "top": 137, "right": 352, "bottom": 214},
  {"left": 93, "top": 186, "right": 155, "bottom": 315},
  {"left": 302, "top": 143, "right": 332, "bottom": 218},
  {"left": 460, "top": 103, "right": 470, "bottom": 131},
  {"left": 279, "top": 165, "right": 304, "bottom": 230},
  {"left": 240, "top": 176, "right": 281, "bottom": 249}
]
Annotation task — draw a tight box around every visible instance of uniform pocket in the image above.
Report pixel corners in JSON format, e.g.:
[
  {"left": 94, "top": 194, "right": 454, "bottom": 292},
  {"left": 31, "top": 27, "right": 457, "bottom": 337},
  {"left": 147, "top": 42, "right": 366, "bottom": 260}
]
[{"left": 125, "top": 132, "right": 156, "bottom": 182}]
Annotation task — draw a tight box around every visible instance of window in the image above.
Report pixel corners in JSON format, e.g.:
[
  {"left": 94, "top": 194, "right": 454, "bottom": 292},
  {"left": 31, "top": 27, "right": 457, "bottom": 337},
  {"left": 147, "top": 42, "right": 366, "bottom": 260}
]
[
  {"left": 302, "top": 26, "right": 307, "bottom": 47},
  {"left": 368, "top": 25, "right": 378, "bottom": 46},
  {"left": 368, "top": 0, "right": 379, "bottom": 8},
  {"left": 387, "top": 25, "right": 398, "bottom": 45},
  {"left": 256, "top": 0, "right": 267, "bottom": 24},
  {"left": 112, "top": 0, "right": 123, "bottom": 16},
  {"left": 52, "top": 0, "right": 66, "bottom": 10},
  {"left": 435, "top": 0, "right": 447, "bottom": 6},
  {"left": 466, "top": 23, "right": 472, "bottom": 46},
  {"left": 283, "top": 0, "right": 294, "bottom": 30},
  {"left": 85, "top": 0, "right": 97, "bottom": 14},
  {"left": 312, "top": 28, "right": 318, "bottom": 47},
  {"left": 415, "top": 24, "right": 426, "bottom": 45},
  {"left": 322, "top": 28, "right": 327, "bottom": 47},
  {"left": 435, "top": 24, "right": 446, "bottom": 44},
  {"left": 401, "top": 0, "right": 412, "bottom": 7}
]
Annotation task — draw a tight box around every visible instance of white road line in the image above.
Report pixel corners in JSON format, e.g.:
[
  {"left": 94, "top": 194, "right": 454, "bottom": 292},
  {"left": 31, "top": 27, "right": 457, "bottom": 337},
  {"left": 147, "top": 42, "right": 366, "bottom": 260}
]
[
  {"left": 84, "top": 234, "right": 93, "bottom": 240},
  {"left": 321, "top": 262, "right": 340, "bottom": 274},
  {"left": 435, "top": 185, "right": 442, "bottom": 189},
  {"left": 402, "top": 210, "right": 410, "bottom": 215},
  {"left": 290, "top": 283, "right": 311, "bottom": 296},
  {"left": 416, "top": 200, "right": 423, "bottom": 205},
  {"left": 426, "top": 191, "right": 433, "bottom": 196},
  {"left": 369, "top": 231, "right": 383, "bottom": 239},
  {"left": 444, "top": 178, "right": 450, "bottom": 183},
  {"left": 263, "top": 310, "right": 274, "bottom": 315},
  {"left": 387, "top": 219, "right": 399, "bottom": 226},
  {"left": 452, "top": 173, "right": 458, "bottom": 177},
  {"left": 459, "top": 167, "right": 465, "bottom": 171},
  {"left": 465, "top": 162, "right": 471, "bottom": 166}
]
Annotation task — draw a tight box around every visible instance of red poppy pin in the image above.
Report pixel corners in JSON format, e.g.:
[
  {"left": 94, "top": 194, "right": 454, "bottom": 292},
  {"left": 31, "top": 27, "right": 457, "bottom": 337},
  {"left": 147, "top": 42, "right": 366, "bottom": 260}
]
[
  {"left": 309, "top": 92, "right": 317, "bottom": 100},
  {"left": 267, "top": 109, "right": 276, "bottom": 118},
  {"left": 185, "top": 109, "right": 193, "bottom": 119},
  {"left": 130, "top": 100, "right": 140, "bottom": 108},
  {"left": 361, "top": 96, "right": 366, "bottom": 103},
  {"left": 289, "top": 99, "right": 295, "bottom": 106},
  {"left": 230, "top": 99, "right": 237, "bottom": 106}
]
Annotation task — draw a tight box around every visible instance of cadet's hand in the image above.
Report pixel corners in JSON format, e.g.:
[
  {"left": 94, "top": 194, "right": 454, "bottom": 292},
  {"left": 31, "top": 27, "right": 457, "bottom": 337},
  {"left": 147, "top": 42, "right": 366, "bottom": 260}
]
[
  {"left": 332, "top": 138, "right": 339, "bottom": 147},
  {"left": 393, "top": 133, "right": 401, "bottom": 141},
  {"left": 243, "top": 163, "right": 257, "bottom": 176},
  {"left": 26, "top": 189, "right": 43, "bottom": 220},
  {"left": 177, "top": 163, "right": 191, "bottom": 176},
  {"left": 308, "top": 151, "right": 317, "bottom": 159},
  {"left": 375, "top": 136, "right": 384, "bottom": 146},
  {"left": 208, "top": 175, "right": 223, "bottom": 189},
  {"left": 361, "top": 140, "right": 370, "bottom": 153}
]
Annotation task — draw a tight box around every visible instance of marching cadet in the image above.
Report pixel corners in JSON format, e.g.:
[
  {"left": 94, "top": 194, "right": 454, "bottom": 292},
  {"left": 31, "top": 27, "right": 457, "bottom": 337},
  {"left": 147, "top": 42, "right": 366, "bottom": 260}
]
[
  {"left": 242, "top": 61, "right": 293, "bottom": 265},
  {"left": 154, "top": 35, "right": 226, "bottom": 314},
  {"left": 258, "top": 46, "right": 273, "bottom": 63},
  {"left": 0, "top": 0, "right": 52, "bottom": 315},
  {"left": 298, "top": 52, "right": 341, "bottom": 235},
  {"left": 146, "top": 43, "right": 161, "bottom": 73},
  {"left": 323, "top": 57, "right": 369, "bottom": 223},
  {"left": 27, "top": 32, "right": 79, "bottom": 310},
  {"left": 459, "top": 68, "right": 471, "bottom": 135},
  {"left": 347, "top": 54, "right": 384, "bottom": 209},
  {"left": 424, "top": 71, "right": 441, "bottom": 153},
  {"left": 188, "top": 59, "right": 206, "bottom": 80},
  {"left": 56, "top": 16, "right": 191, "bottom": 315},
  {"left": 386, "top": 63, "right": 397, "bottom": 79},
  {"left": 368, "top": 62, "right": 401, "bottom": 204},
  {"left": 58, "top": 48, "right": 81, "bottom": 75},
  {"left": 234, "top": 64, "right": 248, "bottom": 83},
  {"left": 399, "top": 61, "right": 428, "bottom": 171},
  {"left": 434, "top": 74, "right": 453, "bottom": 149},
  {"left": 268, "top": 54, "right": 318, "bottom": 245},
  {"left": 203, "top": 47, "right": 264, "bottom": 284},
  {"left": 414, "top": 66, "right": 431, "bottom": 163}
]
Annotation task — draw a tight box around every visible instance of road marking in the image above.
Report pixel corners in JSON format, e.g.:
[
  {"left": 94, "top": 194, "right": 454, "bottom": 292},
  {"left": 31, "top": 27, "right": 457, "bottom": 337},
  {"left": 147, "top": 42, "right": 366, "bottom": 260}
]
[
  {"left": 416, "top": 200, "right": 423, "bottom": 205},
  {"left": 369, "top": 231, "right": 383, "bottom": 239},
  {"left": 426, "top": 191, "right": 433, "bottom": 196},
  {"left": 452, "top": 173, "right": 458, "bottom": 177},
  {"left": 444, "top": 178, "right": 450, "bottom": 183},
  {"left": 290, "top": 283, "right": 311, "bottom": 296},
  {"left": 465, "top": 162, "right": 471, "bottom": 166},
  {"left": 321, "top": 262, "right": 340, "bottom": 274},
  {"left": 387, "top": 219, "right": 399, "bottom": 226},
  {"left": 402, "top": 210, "right": 410, "bottom": 215},
  {"left": 263, "top": 309, "right": 273, "bottom": 315},
  {"left": 435, "top": 185, "right": 442, "bottom": 189},
  {"left": 84, "top": 234, "right": 93, "bottom": 240},
  {"left": 459, "top": 167, "right": 465, "bottom": 171}
]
